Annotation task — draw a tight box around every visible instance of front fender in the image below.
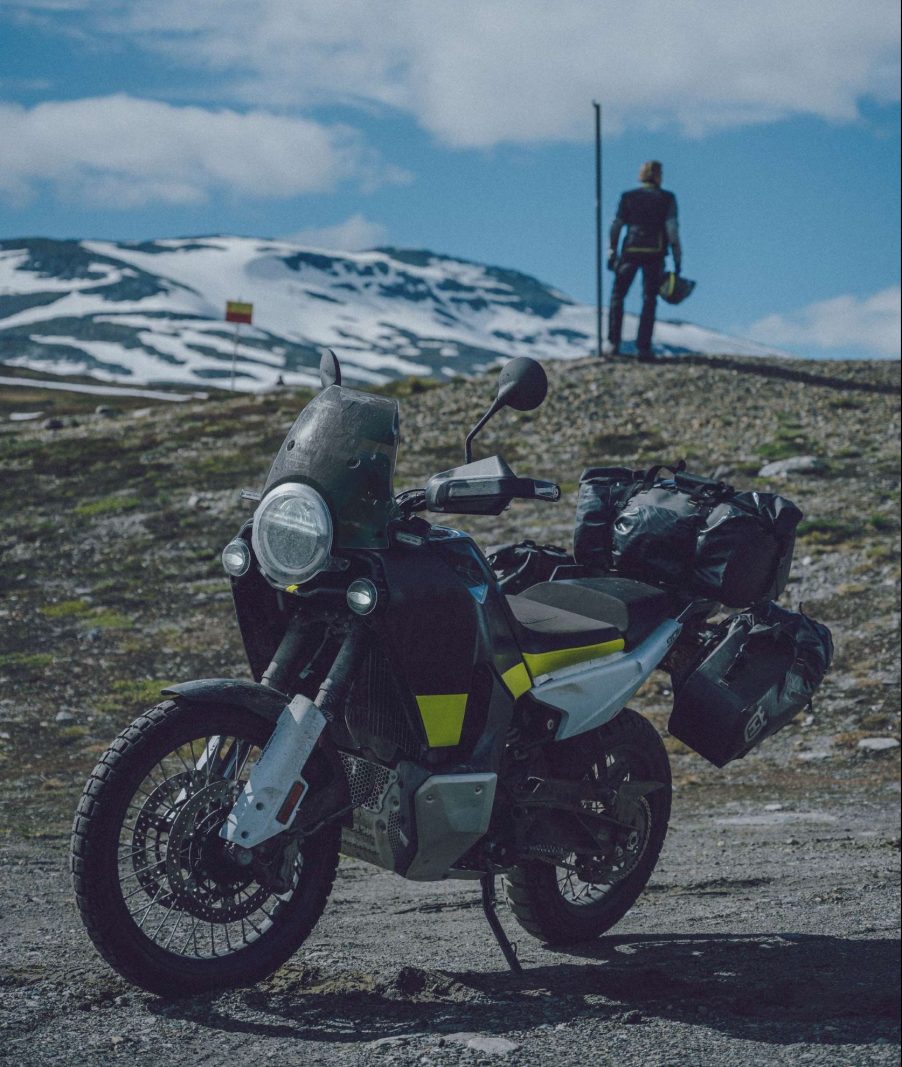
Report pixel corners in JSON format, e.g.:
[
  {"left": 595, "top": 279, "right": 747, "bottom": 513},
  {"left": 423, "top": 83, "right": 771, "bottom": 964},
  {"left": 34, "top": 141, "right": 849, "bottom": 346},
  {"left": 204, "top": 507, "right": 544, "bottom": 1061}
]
[
  {"left": 164, "top": 678, "right": 352, "bottom": 834},
  {"left": 162, "top": 678, "right": 289, "bottom": 725}
]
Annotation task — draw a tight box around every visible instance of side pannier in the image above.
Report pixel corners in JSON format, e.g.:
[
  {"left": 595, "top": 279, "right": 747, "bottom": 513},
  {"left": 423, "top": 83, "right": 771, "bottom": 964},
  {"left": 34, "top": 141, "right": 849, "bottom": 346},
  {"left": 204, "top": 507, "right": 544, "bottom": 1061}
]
[{"left": 667, "top": 602, "right": 834, "bottom": 767}]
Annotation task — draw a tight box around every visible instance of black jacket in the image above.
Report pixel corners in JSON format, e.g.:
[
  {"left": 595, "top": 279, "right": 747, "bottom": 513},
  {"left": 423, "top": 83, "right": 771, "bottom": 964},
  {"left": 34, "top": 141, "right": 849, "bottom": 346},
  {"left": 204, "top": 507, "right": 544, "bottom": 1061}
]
[{"left": 613, "top": 185, "right": 679, "bottom": 258}]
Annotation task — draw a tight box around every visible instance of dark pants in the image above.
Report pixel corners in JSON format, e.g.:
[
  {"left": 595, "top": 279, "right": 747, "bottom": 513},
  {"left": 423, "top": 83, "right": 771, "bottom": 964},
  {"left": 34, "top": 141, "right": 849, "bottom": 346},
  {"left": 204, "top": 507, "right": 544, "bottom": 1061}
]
[{"left": 608, "top": 256, "right": 664, "bottom": 352}]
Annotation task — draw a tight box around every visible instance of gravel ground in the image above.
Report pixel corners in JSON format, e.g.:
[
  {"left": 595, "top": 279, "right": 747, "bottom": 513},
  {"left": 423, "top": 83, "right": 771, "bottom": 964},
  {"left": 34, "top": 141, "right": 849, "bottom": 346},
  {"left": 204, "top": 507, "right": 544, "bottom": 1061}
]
[{"left": 1, "top": 776, "right": 899, "bottom": 1067}]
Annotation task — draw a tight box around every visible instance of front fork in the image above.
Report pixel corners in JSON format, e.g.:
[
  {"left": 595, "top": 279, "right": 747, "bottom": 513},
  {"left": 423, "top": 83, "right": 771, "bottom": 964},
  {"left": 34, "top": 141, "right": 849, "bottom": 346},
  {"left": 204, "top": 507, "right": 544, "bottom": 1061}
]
[{"left": 219, "top": 621, "right": 367, "bottom": 850}]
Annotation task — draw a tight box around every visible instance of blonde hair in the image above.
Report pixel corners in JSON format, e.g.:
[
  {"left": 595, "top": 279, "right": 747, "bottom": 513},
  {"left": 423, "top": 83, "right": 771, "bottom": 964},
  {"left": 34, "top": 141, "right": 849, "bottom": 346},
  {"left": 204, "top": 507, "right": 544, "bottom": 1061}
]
[{"left": 638, "top": 160, "right": 663, "bottom": 185}]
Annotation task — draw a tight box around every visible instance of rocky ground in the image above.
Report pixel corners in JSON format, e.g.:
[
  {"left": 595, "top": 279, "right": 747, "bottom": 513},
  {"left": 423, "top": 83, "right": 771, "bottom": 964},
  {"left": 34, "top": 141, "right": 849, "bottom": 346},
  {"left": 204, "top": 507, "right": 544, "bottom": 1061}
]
[{"left": 0, "top": 353, "right": 899, "bottom": 1065}]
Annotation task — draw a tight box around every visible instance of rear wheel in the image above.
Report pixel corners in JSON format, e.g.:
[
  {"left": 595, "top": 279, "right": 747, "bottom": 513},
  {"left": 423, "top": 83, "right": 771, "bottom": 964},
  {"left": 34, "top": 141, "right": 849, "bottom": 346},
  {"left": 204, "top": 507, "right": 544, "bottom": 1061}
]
[
  {"left": 71, "top": 700, "right": 340, "bottom": 996},
  {"left": 504, "top": 708, "right": 671, "bottom": 944}
]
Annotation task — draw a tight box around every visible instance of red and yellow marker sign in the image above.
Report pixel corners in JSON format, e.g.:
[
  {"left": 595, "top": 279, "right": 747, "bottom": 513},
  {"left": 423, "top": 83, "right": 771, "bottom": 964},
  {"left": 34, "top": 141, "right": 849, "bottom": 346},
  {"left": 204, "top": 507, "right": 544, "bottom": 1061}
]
[{"left": 225, "top": 300, "right": 253, "bottom": 324}]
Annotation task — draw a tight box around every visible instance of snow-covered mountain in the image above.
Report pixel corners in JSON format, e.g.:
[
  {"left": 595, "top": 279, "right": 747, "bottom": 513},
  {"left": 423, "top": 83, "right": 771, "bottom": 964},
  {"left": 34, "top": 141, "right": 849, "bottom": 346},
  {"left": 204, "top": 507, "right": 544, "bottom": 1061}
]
[{"left": 0, "top": 236, "right": 780, "bottom": 392}]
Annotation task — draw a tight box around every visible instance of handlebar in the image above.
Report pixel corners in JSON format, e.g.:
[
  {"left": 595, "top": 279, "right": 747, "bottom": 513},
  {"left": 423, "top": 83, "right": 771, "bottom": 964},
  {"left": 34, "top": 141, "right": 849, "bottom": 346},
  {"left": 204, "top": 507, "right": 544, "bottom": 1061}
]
[{"left": 398, "top": 476, "right": 561, "bottom": 517}]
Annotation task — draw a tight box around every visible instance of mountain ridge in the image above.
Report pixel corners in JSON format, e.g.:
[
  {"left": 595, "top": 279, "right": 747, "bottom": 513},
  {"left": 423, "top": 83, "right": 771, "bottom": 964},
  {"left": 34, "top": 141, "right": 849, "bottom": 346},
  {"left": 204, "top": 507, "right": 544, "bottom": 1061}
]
[{"left": 0, "top": 234, "right": 782, "bottom": 392}]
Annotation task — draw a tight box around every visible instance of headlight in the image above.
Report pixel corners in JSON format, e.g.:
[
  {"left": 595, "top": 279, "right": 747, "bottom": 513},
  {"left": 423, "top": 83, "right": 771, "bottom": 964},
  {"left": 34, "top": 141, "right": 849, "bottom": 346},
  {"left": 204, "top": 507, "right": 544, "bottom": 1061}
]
[{"left": 251, "top": 483, "right": 333, "bottom": 587}]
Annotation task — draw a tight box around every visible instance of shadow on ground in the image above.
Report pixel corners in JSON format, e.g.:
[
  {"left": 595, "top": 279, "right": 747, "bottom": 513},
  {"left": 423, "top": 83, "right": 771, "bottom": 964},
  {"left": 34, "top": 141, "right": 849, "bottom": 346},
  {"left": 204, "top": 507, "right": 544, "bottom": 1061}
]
[
  {"left": 150, "top": 932, "right": 900, "bottom": 1048},
  {"left": 657, "top": 353, "right": 898, "bottom": 395}
]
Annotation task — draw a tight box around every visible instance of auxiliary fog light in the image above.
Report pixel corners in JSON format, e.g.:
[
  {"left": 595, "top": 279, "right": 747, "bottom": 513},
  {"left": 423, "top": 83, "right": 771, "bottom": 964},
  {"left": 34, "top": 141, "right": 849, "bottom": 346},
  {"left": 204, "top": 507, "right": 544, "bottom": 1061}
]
[
  {"left": 222, "top": 538, "right": 251, "bottom": 577},
  {"left": 346, "top": 578, "right": 378, "bottom": 615}
]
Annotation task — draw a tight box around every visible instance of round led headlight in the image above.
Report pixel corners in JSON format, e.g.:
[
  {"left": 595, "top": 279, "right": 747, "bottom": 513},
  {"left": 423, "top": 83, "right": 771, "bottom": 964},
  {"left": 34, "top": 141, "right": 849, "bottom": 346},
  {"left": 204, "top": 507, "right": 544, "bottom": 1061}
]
[{"left": 251, "top": 482, "right": 333, "bottom": 587}]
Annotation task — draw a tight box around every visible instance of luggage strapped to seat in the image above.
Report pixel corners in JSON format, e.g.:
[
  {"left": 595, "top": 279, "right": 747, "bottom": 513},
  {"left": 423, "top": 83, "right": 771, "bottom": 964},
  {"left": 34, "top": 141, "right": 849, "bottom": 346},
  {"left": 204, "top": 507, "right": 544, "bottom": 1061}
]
[
  {"left": 572, "top": 465, "right": 650, "bottom": 572},
  {"left": 486, "top": 539, "right": 573, "bottom": 595},
  {"left": 574, "top": 461, "right": 802, "bottom": 607}
]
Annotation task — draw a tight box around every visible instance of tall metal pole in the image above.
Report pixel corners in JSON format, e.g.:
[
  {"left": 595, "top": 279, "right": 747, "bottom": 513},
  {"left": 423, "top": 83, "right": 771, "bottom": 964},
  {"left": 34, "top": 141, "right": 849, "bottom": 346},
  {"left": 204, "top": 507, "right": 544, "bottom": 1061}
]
[
  {"left": 593, "top": 101, "right": 603, "bottom": 358},
  {"left": 230, "top": 321, "right": 241, "bottom": 392}
]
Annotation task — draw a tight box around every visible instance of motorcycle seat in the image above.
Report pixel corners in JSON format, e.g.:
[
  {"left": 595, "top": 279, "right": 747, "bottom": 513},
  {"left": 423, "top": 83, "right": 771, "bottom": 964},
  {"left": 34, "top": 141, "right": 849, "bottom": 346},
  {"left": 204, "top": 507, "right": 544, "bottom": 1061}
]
[
  {"left": 506, "top": 594, "right": 623, "bottom": 660},
  {"left": 516, "top": 576, "right": 676, "bottom": 647}
]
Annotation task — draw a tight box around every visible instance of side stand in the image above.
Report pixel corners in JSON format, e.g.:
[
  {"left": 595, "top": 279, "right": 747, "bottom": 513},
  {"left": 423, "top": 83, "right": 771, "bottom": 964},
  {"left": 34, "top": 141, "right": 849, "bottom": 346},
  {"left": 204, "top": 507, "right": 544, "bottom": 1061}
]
[{"left": 480, "top": 874, "right": 522, "bottom": 974}]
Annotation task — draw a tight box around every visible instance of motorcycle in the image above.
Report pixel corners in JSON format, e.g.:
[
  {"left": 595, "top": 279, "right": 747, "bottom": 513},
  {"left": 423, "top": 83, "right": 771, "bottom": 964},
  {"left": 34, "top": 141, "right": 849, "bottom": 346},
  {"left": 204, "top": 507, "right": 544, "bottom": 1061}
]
[{"left": 69, "top": 352, "right": 783, "bottom": 995}]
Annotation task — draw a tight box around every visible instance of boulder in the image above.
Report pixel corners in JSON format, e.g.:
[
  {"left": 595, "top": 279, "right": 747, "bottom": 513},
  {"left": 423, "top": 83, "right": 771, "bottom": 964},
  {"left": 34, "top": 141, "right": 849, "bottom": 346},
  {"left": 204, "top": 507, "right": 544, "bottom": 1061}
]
[
  {"left": 857, "top": 737, "right": 900, "bottom": 752},
  {"left": 758, "top": 455, "right": 829, "bottom": 478}
]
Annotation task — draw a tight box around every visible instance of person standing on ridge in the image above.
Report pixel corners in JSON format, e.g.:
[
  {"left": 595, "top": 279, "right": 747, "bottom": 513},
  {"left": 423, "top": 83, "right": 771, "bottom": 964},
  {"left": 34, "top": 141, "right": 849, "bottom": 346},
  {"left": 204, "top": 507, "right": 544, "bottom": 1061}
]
[{"left": 605, "top": 160, "right": 682, "bottom": 362}]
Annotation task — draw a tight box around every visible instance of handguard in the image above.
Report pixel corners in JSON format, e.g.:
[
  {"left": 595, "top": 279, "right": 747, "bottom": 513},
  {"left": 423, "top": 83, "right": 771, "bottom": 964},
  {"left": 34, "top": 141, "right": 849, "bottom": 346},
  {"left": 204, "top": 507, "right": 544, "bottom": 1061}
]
[{"left": 219, "top": 693, "right": 326, "bottom": 848}]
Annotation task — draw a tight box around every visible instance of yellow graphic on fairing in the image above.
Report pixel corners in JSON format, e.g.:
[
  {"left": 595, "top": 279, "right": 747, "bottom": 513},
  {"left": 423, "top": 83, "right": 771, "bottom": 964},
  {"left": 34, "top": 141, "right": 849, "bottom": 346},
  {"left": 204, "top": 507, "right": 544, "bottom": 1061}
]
[
  {"left": 523, "top": 638, "right": 624, "bottom": 678},
  {"left": 416, "top": 694, "right": 468, "bottom": 747},
  {"left": 501, "top": 661, "right": 532, "bottom": 700}
]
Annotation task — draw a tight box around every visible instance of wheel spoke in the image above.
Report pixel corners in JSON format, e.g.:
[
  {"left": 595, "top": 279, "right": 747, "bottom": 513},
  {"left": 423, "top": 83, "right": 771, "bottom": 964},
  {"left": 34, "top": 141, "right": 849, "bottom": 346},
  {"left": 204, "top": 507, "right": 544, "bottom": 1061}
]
[{"left": 162, "top": 909, "right": 185, "bottom": 951}]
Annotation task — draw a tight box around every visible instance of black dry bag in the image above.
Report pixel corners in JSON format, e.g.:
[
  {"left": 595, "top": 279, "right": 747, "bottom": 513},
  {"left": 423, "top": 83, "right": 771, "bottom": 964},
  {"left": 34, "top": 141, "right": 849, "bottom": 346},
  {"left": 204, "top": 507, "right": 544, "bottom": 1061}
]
[
  {"left": 668, "top": 602, "right": 834, "bottom": 767},
  {"left": 612, "top": 482, "right": 704, "bottom": 587},
  {"left": 573, "top": 466, "right": 643, "bottom": 571},
  {"left": 692, "top": 491, "right": 802, "bottom": 606}
]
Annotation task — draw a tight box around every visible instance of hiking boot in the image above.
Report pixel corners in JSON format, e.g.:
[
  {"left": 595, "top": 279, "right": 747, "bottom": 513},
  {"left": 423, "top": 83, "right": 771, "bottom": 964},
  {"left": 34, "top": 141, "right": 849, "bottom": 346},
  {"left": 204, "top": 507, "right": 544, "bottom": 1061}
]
[{"left": 636, "top": 348, "right": 657, "bottom": 363}]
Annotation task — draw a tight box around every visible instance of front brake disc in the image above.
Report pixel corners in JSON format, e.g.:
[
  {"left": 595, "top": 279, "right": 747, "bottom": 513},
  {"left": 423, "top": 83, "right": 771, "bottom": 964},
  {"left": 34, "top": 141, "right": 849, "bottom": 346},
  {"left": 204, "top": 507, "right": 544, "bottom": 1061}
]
[{"left": 165, "top": 780, "right": 270, "bottom": 922}]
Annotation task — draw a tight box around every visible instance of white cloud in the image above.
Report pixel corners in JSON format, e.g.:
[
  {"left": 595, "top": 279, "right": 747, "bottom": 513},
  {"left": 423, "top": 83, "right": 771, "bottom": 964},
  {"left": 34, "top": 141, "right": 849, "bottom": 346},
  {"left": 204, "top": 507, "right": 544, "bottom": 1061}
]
[
  {"left": 91, "top": 0, "right": 900, "bottom": 146},
  {"left": 749, "top": 287, "right": 901, "bottom": 358},
  {"left": 284, "top": 214, "right": 389, "bottom": 251},
  {"left": 0, "top": 94, "right": 402, "bottom": 208}
]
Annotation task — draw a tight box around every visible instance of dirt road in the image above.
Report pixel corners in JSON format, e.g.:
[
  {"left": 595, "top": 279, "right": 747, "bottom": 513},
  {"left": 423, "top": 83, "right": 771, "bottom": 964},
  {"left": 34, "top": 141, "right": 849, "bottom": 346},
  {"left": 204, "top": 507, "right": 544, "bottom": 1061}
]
[{"left": 2, "top": 774, "right": 898, "bottom": 1067}]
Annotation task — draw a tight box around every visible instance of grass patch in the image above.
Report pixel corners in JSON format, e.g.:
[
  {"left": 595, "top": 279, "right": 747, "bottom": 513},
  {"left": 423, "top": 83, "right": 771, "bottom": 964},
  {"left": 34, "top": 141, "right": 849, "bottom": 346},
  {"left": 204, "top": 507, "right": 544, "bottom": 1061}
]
[
  {"left": 95, "top": 678, "right": 175, "bottom": 716},
  {"left": 86, "top": 610, "right": 133, "bottom": 630},
  {"left": 859, "top": 543, "right": 900, "bottom": 569},
  {"left": 589, "top": 430, "right": 667, "bottom": 458},
  {"left": 74, "top": 495, "right": 141, "bottom": 518},
  {"left": 0, "top": 651, "right": 53, "bottom": 673},
  {"left": 758, "top": 425, "right": 814, "bottom": 462},
  {"left": 19, "top": 519, "right": 57, "bottom": 543},
  {"left": 798, "top": 512, "right": 897, "bottom": 547},
  {"left": 40, "top": 599, "right": 90, "bottom": 618},
  {"left": 797, "top": 517, "right": 860, "bottom": 545},
  {"left": 375, "top": 377, "right": 441, "bottom": 399},
  {"left": 32, "top": 435, "right": 151, "bottom": 478},
  {"left": 57, "top": 725, "right": 90, "bottom": 742},
  {"left": 869, "top": 513, "right": 897, "bottom": 533}
]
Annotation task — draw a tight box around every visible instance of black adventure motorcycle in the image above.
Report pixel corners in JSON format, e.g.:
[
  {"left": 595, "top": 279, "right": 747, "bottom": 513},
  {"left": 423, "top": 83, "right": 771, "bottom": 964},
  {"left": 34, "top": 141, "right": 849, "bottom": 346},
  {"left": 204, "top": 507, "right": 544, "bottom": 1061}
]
[{"left": 71, "top": 352, "right": 832, "bottom": 995}]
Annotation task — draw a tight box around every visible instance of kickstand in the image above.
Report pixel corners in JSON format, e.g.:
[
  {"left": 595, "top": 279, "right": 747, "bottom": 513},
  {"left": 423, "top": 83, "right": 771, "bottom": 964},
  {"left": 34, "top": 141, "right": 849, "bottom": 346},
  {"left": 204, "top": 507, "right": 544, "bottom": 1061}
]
[{"left": 480, "top": 874, "right": 523, "bottom": 974}]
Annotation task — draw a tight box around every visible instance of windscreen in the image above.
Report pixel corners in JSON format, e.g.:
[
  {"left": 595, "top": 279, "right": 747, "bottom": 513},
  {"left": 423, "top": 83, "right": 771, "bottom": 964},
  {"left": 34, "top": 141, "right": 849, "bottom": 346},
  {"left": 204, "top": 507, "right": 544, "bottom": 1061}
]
[{"left": 262, "top": 385, "right": 400, "bottom": 549}]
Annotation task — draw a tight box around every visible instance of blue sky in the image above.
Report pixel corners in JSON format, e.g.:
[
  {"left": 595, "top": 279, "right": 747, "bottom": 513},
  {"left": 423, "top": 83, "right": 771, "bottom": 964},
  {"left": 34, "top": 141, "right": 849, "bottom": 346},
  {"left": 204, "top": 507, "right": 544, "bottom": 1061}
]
[{"left": 0, "top": 0, "right": 899, "bottom": 359}]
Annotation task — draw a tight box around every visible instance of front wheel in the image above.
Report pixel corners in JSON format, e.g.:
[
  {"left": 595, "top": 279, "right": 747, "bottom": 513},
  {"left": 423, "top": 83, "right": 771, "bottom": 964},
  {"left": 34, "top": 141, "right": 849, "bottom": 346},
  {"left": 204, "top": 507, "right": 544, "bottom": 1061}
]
[
  {"left": 71, "top": 700, "right": 340, "bottom": 996},
  {"left": 504, "top": 708, "right": 671, "bottom": 944}
]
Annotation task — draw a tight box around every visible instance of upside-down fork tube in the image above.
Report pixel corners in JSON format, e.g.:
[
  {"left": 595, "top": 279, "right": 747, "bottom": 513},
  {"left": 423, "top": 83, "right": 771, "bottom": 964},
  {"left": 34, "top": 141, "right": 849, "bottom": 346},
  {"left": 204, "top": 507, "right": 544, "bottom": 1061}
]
[
  {"left": 221, "top": 625, "right": 368, "bottom": 849},
  {"left": 315, "top": 624, "right": 370, "bottom": 720},
  {"left": 261, "top": 612, "right": 309, "bottom": 691}
]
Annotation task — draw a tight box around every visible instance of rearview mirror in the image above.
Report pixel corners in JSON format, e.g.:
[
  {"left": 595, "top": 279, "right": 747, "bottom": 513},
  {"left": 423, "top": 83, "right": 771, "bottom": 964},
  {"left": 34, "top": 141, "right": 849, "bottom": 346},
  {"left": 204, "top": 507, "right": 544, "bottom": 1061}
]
[
  {"left": 496, "top": 356, "right": 547, "bottom": 412},
  {"left": 464, "top": 356, "right": 548, "bottom": 462}
]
